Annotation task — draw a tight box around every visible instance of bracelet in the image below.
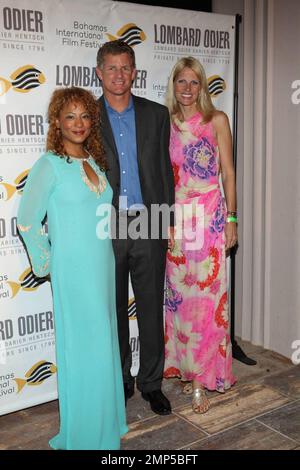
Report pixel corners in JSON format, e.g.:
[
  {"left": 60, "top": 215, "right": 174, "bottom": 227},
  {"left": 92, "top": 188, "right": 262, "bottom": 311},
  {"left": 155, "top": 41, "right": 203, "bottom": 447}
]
[
  {"left": 227, "top": 210, "right": 237, "bottom": 216},
  {"left": 227, "top": 216, "right": 238, "bottom": 223}
]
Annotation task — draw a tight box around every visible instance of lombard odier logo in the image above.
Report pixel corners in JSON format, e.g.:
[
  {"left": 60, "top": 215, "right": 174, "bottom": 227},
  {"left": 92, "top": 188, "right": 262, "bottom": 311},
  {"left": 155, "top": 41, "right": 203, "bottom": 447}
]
[
  {"left": 0, "top": 170, "right": 29, "bottom": 201},
  {"left": 2, "top": 7, "right": 44, "bottom": 33},
  {"left": 14, "top": 360, "right": 57, "bottom": 393},
  {"left": 106, "top": 23, "right": 146, "bottom": 47},
  {"left": 5, "top": 267, "right": 48, "bottom": 299},
  {"left": 0, "top": 65, "right": 46, "bottom": 96},
  {"left": 208, "top": 75, "right": 226, "bottom": 97}
]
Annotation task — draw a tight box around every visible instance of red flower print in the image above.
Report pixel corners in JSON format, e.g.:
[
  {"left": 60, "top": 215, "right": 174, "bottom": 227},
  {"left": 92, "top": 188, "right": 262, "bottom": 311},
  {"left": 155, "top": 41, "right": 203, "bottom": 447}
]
[
  {"left": 177, "top": 330, "right": 189, "bottom": 344},
  {"left": 164, "top": 367, "right": 181, "bottom": 378},
  {"left": 172, "top": 163, "right": 180, "bottom": 187},
  {"left": 215, "top": 292, "right": 228, "bottom": 329},
  {"left": 219, "top": 343, "right": 226, "bottom": 358},
  {"left": 197, "top": 247, "right": 220, "bottom": 290},
  {"left": 167, "top": 250, "right": 186, "bottom": 266}
]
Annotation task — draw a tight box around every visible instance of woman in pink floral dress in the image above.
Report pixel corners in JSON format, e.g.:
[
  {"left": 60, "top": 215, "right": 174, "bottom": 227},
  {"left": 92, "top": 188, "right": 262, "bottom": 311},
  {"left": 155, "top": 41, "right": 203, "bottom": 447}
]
[{"left": 164, "top": 57, "right": 237, "bottom": 413}]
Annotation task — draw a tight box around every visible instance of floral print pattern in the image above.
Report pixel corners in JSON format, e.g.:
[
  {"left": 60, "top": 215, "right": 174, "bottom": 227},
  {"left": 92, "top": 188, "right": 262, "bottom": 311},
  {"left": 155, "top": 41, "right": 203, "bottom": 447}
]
[
  {"left": 183, "top": 137, "right": 217, "bottom": 179},
  {"left": 165, "top": 276, "right": 183, "bottom": 313},
  {"left": 164, "top": 113, "right": 236, "bottom": 392}
]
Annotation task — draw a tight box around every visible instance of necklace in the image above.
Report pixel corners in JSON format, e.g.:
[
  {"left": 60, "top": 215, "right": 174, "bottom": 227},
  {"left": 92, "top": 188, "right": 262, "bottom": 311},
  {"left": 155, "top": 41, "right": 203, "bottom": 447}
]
[
  {"left": 68, "top": 155, "right": 90, "bottom": 161},
  {"left": 78, "top": 155, "right": 107, "bottom": 198}
]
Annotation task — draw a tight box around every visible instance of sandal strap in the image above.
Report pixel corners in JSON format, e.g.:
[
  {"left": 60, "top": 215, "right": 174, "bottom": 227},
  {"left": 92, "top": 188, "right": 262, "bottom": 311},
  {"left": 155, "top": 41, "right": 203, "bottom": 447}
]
[
  {"left": 192, "top": 387, "right": 206, "bottom": 401},
  {"left": 193, "top": 387, "right": 206, "bottom": 395},
  {"left": 182, "top": 383, "right": 193, "bottom": 395},
  {"left": 192, "top": 387, "right": 210, "bottom": 414}
]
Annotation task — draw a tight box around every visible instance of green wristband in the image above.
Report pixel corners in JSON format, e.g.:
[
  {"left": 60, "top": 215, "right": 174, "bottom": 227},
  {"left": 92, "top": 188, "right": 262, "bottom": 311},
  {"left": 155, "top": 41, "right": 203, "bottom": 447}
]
[{"left": 227, "top": 216, "right": 238, "bottom": 223}]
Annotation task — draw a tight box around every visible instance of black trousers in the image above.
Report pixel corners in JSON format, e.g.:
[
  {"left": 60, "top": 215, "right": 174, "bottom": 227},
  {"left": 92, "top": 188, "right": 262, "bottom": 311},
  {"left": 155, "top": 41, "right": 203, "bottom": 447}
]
[{"left": 112, "top": 216, "right": 167, "bottom": 393}]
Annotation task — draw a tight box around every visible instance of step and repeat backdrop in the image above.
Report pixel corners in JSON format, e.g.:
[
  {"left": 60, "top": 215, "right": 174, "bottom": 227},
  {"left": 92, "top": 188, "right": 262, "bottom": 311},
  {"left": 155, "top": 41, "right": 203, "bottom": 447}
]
[{"left": 0, "top": 0, "right": 235, "bottom": 415}]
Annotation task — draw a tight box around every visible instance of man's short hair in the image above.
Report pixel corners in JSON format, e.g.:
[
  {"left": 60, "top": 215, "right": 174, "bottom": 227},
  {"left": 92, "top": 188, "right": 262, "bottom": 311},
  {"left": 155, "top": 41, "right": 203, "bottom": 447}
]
[{"left": 97, "top": 40, "right": 136, "bottom": 69}]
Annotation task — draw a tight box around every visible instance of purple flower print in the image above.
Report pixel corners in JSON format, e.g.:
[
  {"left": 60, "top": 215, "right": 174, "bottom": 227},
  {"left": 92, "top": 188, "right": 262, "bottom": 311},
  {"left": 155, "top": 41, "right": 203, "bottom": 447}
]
[
  {"left": 216, "top": 377, "right": 225, "bottom": 391},
  {"left": 183, "top": 137, "right": 217, "bottom": 179},
  {"left": 165, "top": 276, "right": 183, "bottom": 312},
  {"left": 209, "top": 197, "right": 226, "bottom": 234}
]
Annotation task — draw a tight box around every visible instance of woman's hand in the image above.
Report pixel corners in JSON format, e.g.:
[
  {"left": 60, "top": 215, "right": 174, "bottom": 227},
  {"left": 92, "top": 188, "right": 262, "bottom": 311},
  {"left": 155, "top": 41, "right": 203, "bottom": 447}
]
[
  {"left": 225, "top": 221, "right": 238, "bottom": 250},
  {"left": 168, "top": 226, "right": 175, "bottom": 251}
]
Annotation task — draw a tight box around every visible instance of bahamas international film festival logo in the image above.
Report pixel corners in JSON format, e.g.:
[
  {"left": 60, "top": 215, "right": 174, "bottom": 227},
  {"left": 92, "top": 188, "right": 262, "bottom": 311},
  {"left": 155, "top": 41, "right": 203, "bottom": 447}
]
[
  {"left": 14, "top": 360, "right": 57, "bottom": 393},
  {"left": 0, "top": 65, "right": 46, "bottom": 96},
  {"left": 106, "top": 23, "right": 146, "bottom": 47},
  {"left": 1, "top": 267, "right": 48, "bottom": 300},
  {"left": 0, "top": 169, "right": 29, "bottom": 201},
  {"left": 291, "top": 80, "right": 300, "bottom": 105},
  {"left": 0, "top": 371, "right": 15, "bottom": 396},
  {"left": 56, "top": 18, "right": 108, "bottom": 49}
]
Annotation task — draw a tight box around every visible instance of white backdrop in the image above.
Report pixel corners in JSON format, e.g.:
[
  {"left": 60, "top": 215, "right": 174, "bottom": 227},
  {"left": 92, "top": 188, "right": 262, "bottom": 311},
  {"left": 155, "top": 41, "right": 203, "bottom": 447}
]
[{"left": 0, "top": 0, "right": 235, "bottom": 415}]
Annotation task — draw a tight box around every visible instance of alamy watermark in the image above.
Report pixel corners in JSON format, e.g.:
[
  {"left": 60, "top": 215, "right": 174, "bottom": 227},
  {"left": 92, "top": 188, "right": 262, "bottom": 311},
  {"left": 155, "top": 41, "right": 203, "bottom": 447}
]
[
  {"left": 291, "top": 80, "right": 300, "bottom": 104},
  {"left": 96, "top": 200, "right": 206, "bottom": 251},
  {"left": 291, "top": 340, "right": 300, "bottom": 365}
]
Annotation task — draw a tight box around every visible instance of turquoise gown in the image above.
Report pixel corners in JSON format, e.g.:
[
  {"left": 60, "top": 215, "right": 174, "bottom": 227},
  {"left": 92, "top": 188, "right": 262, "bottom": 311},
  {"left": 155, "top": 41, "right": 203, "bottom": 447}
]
[{"left": 17, "top": 151, "right": 128, "bottom": 450}]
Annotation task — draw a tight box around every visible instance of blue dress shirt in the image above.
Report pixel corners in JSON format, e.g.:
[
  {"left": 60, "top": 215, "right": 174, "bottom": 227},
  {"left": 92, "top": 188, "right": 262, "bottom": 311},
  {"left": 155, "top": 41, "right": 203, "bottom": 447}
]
[{"left": 104, "top": 96, "right": 144, "bottom": 211}]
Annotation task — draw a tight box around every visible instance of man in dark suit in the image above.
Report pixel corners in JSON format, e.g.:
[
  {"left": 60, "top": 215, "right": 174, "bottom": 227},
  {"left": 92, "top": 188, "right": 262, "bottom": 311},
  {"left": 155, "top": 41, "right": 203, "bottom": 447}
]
[{"left": 96, "top": 40, "right": 175, "bottom": 415}]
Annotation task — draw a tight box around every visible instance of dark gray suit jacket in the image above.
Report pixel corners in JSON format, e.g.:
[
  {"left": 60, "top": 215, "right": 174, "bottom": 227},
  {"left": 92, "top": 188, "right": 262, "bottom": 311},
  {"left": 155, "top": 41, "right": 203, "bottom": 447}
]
[{"left": 99, "top": 94, "right": 175, "bottom": 230}]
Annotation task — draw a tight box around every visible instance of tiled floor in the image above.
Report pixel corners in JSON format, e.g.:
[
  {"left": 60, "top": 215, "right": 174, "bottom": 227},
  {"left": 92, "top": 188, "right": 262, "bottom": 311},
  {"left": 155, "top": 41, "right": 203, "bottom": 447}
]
[{"left": 1, "top": 339, "right": 299, "bottom": 450}]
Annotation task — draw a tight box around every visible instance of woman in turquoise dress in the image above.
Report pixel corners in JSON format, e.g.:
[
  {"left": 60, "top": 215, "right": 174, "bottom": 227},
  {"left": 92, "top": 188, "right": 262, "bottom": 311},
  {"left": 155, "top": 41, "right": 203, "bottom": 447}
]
[{"left": 17, "top": 87, "right": 127, "bottom": 450}]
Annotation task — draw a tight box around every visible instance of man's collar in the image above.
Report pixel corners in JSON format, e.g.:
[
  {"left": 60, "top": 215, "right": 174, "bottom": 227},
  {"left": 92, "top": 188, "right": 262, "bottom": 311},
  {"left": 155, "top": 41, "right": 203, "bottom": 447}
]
[{"left": 104, "top": 95, "right": 133, "bottom": 114}]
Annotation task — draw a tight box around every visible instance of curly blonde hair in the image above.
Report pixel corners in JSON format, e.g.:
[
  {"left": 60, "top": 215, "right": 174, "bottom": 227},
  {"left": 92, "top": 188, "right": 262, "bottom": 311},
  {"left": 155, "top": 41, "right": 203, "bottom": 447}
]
[
  {"left": 166, "top": 56, "right": 215, "bottom": 124},
  {"left": 46, "top": 87, "right": 107, "bottom": 170}
]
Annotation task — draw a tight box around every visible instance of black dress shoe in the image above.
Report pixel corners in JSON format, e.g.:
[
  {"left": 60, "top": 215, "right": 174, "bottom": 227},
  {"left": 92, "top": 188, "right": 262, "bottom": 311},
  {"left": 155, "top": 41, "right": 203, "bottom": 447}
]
[
  {"left": 124, "top": 382, "right": 135, "bottom": 405},
  {"left": 141, "top": 389, "right": 172, "bottom": 415}
]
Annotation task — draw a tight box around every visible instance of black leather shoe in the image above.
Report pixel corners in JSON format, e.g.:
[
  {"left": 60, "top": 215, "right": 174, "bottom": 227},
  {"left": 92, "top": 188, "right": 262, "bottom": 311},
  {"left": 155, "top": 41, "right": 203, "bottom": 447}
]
[
  {"left": 124, "top": 382, "right": 135, "bottom": 405},
  {"left": 141, "top": 389, "right": 172, "bottom": 415}
]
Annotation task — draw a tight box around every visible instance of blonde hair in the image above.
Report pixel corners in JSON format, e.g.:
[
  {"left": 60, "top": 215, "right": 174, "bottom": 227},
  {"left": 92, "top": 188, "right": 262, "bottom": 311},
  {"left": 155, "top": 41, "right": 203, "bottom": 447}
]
[{"left": 166, "top": 56, "right": 215, "bottom": 123}]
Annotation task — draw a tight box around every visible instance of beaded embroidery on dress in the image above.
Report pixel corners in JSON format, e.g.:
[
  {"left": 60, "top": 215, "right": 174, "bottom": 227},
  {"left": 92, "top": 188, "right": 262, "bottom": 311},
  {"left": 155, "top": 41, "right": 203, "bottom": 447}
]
[{"left": 71, "top": 155, "right": 107, "bottom": 198}]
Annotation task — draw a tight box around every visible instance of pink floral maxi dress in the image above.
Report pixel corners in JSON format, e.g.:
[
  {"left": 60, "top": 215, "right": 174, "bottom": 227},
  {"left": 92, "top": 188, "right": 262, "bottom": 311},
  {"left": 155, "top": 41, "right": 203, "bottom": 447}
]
[{"left": 164, "top": 113, "right": 236, "bottom": 392}]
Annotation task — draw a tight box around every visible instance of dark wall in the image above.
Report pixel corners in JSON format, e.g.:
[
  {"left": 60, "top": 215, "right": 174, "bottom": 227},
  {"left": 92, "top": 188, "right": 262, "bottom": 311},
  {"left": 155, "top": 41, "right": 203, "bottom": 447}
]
[{"left": 116, "top": 1, "right": 212, "bottom": 13}]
